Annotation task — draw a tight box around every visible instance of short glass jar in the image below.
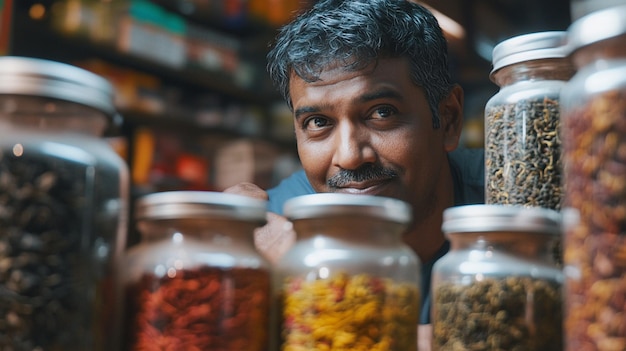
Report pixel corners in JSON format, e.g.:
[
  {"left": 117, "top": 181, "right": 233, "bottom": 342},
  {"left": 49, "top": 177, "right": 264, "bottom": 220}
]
[
  {"left": 432, "top": 204, "right": 563, "bottom": 351},
  {"left": 485, "top": 31, "right": 575, "bottom": 210},
  {"left": 0, "top": 56, "right": 129, "bottom": 350},
  {"left": 275, "top": 193, "right": 421, "bottom": 351},
  {"left": 121, "top": 191, "right": 271, "bottom": 351},
  {"left": 560, "top": 5, "right": 626, "bottom": 351}
]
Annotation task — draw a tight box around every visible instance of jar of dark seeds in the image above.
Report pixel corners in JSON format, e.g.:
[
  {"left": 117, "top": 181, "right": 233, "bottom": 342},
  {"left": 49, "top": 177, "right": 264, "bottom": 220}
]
[
  {"left": 121, "top": 191, "right": 272, "bottom": 351},
  {"left": 560, "top": 5, "right": 626, "bottom": 351},
  {"left": 432, "top": 204, "right": 563, "bottom": 351},
  {"left": 485, "top": 31, "right": 575, "bottom": 210},
  {"left": 0, "top": 57, "right": 129, "bottom": 350},
  {"left": 275, "top": 193, "right": 421, "bottom": 351}
]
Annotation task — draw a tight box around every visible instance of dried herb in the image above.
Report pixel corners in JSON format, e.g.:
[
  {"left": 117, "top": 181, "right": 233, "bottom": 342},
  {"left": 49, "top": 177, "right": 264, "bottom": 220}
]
[
  {"left": 279, "top": 272, "right": 420, "bottom": 351},
  {"left": 433, "top": 276, "right": 563, "bottom": 351},
  {"left": 124, "top": 265, "right": 271, "bottom": 351},
  {"left": 485, "top": 96, "right": 562, "bottom": 210},
  {"left": 0, "top": 150, "right": 122, "bottom": 351},
  {"left": 562, "top": 90, "right": 626, "bottom": 351}
]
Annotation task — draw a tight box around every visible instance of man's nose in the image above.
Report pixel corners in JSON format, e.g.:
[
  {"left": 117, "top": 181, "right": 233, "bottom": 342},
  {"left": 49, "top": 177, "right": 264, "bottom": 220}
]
[{"left": 331, "top": 122, "right": 376, "bottom": 170}]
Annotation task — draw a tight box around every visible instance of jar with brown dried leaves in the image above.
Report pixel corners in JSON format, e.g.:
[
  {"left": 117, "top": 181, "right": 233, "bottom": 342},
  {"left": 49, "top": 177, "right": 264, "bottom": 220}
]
[{"left": 561, "top": 5, "right": 626, "bottom": 351}]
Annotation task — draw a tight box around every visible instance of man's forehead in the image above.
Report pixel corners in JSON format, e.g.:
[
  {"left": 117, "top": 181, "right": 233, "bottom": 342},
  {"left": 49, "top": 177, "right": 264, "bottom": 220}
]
[
  {"left": 288, "top": 58, "right": 380, "bottom": 83},
  {"left": 287, "top": 57, "right": 414, "bottom": 87}
]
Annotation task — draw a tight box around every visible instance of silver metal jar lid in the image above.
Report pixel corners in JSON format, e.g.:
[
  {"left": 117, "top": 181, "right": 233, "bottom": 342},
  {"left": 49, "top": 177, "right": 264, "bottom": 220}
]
[
  {"left": 490, "top": 31, "right": 569, "bottom": 75},
  {"left": 442, "top": 204, "right": 561, "bottom": 236},
  {"left": 283, "top": 193, "right": 412, "bottom": 224},
  {"left": 0, "top": 56, "right": 116, "bottom": 117},
  {"left": 135, "top": 191, "right": 268, "bottom": 222},
  {"left": 566, "top": 5, "right": 626, "bottom": 54}
]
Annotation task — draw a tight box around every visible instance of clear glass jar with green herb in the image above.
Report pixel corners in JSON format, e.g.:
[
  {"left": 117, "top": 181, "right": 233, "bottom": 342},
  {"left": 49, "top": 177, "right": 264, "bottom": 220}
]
[
  {"left": 432, "top": 204, "right": 563, "bottom": 351},
  {"left": 485, "top": 31, "right": 575, "bottom": 210}
]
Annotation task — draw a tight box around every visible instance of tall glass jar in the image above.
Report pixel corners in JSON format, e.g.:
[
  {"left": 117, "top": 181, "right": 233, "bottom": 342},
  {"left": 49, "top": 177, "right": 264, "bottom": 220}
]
[
  {"left": 485, "top": 31, "right": 575, "bottom": 210},
  {"left": 0, "top": 56, "right": 129, "bottom": 350},
  {"left": 560, "top": 5, "right": 626, "bottom": 351},
  {"left": 275, "top": 193, "right": 421, "bottom": 351},
  {"left": 121, "top": 191, "right": 271, "bottom": 351},
  {"left": 432, "top": 204, "right": 563, "bottom": 351}
]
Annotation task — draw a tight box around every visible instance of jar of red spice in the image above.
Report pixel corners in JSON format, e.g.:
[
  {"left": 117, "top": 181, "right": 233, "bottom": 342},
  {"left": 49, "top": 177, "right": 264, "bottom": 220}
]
[
  {"left": 121, "top": 191, "right": 271, "bottom": 351},
  {"left": 561, "top": 5, "right": 626, "bottom": 351},
  {"left": 275, "top": 193, "right": 421, "bottom": 351}
]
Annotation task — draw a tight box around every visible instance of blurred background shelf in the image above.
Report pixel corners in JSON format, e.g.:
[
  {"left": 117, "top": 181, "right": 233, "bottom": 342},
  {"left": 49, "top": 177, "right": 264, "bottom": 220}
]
[{"left": 0, "top": 0, "right": 577, "bottom": 194}]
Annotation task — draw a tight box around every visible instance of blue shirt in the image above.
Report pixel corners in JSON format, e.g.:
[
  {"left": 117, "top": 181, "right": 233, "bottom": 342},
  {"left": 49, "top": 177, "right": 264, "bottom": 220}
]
[{"left": 266, "top": 147, "right": 485, "bottom": 323}]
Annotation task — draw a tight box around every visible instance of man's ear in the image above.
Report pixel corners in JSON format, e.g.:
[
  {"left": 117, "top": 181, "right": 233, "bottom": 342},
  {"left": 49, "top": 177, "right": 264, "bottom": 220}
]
[{"left": 439, "top": 84, "right": 464, "bottom": 152}]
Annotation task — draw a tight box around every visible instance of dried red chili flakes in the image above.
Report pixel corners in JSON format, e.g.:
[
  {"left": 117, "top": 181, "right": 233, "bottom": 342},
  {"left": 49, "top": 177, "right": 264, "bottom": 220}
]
[{"left": 124, "top": 265, "right": 271, "bottom": 351}]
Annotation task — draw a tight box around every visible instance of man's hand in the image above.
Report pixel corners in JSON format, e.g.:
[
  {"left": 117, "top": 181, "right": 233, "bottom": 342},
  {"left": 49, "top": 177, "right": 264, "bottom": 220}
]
[
  {"left": 223, "top": 183, "right": 295, "bottom": 264},
  {"left": 418, "top": 324, "right": 432, "bottom": 351}
]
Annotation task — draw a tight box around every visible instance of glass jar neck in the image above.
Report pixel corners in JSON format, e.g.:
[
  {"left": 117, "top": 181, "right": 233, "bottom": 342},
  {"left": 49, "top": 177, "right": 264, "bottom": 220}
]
[
  {"left": 292, "top": 217, "right": 407, "bottom": 246},
  {"left": 571, "top": 35, "right": 626, "bottom": 69},
  {"left": 491, "top": 58, "right": 576, "bottom": 88},
  {"left": 448, "top": 232, "right": 557, "bottom": 262},
  {"left": 138, "top": 218, "right": 259, "bottom": 249},
  {"left": 0, "top": 95, "right": 109, "bottom": 136}
]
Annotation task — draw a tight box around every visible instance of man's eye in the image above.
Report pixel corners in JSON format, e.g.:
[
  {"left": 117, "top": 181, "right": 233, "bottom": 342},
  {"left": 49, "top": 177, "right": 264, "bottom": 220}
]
[
  {"left": 373, "top": 106, "right": 395, "bottom": 119},
  {"left": 304, "top": 117, "right": 329, "bottom": 129}
]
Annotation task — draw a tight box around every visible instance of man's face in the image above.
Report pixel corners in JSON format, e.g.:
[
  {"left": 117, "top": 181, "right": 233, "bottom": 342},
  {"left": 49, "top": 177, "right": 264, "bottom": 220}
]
[{"left": 289, "top": 57, "right": 458, "bottom": 216}]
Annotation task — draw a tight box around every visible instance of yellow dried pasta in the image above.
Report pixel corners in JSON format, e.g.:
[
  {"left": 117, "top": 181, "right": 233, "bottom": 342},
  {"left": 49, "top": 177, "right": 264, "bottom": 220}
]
[{"left": 280, "top": 272, "right": 420, "bottom": 351}]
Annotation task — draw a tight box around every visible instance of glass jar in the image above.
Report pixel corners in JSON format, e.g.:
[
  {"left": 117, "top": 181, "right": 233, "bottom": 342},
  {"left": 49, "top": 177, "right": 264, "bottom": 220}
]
[
  {"left": 432, "top": 204, "right": 563, "bottom": 351},
  {"left": 485, "top": 31, "right": 575, "bottom": 210},
  {"left": 560, "top": 5, "right": 626, "bottom": 351},
  {"left": 121, "top": 191, "right": 271, "bottom": 351},
  {"left": 275, "top": 193, "right": 420, "bottom": 351},
  {"left": 0, "top": 56, "right": 129, "bottom": 350}
]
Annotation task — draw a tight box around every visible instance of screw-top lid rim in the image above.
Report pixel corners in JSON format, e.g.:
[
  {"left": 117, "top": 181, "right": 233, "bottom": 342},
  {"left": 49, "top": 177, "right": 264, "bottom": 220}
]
[
  {"left": 0, "top": 56, "right": 116, "bottom": 117},
  {"left": 490, "top": 31, "right": 569, "bottom": 75},
  {"left": 442, "top": 204, "right": 561, "bottom": 236},
  {"left": 135, "top": 191, "right": 268, "bottom": 222},
  {"left": 283, "top": 193, "right": 412, "bottom": 224},
  {"left": 566, "top": 4, "right": 626, "bottom": 54}
]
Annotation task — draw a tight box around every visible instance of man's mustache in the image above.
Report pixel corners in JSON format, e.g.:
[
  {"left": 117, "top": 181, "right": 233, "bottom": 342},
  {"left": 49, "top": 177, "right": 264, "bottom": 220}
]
[{"left": 327, "top": 164, "right": 398, "bottom": 188}]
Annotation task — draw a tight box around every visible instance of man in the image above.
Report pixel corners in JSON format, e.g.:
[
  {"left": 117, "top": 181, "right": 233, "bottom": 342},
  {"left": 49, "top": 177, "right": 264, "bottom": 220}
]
[{"left": 226, "top": 0, "right": 484, "bottom": 347}]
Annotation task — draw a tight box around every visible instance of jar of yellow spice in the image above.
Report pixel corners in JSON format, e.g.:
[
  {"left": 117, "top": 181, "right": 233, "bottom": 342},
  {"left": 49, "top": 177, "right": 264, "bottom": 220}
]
[{"left": 274, "top": 193, "right": 421, "bottom": 351}]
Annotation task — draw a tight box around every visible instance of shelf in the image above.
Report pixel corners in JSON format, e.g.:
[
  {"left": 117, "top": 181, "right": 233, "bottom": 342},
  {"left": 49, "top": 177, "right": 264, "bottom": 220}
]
[
  {"left": 121, "top": 108, "right": 252, "bottom": 136},
  {"left": 9, "top": 11, "right": 280, "bottom": 105},
  {"left": 6, "top": 2, "right": 297, "bottom": 148},
  {"left": 115, "top": 108, "right": 295, "bottom": 150},
  {"left": 149, "top": 0, "right": 275, "bottom": 36}
]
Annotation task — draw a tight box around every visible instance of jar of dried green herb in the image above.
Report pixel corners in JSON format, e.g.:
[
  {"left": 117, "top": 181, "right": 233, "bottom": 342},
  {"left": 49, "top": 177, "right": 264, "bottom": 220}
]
[
  {"left": 275, "top": 193, "right": 420, "bottom": 351},
  {"left": 432, "top": 204, "right": 563, "bottom": 351},
  {"left": 485, "top": 31, "right": 575, "bottom": 210},
  {"left": 560, "top": 5, "right": 626, "bottom": 351},
  {"left": 0, "top": 56, "right": 129, "bottom": 350},
  {"left": 121, "top": 191, "right": 272, "bottom": 351}
]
